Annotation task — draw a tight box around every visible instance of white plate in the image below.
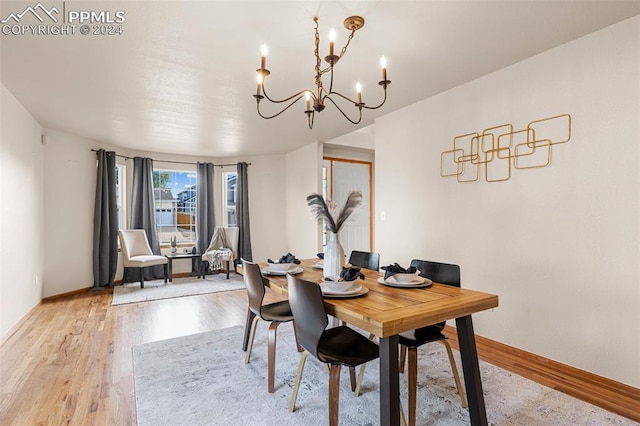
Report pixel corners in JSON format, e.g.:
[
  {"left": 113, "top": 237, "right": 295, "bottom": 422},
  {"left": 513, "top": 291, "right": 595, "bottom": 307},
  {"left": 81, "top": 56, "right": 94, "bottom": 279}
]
[
  {"left": 262, "top": 266, "right": 304, "bottom": 275},
  {"left": 377, "top": 276, "right": 433, "bottom": 288},
  {"left": 321, "top": 284, "right": 369, "bottom": 298},
  {"left": 319, "top": 282, "right": 362, "bottom": 295},
  {"left": 312, "top": 262, "right": 324, "bottom": 269}
]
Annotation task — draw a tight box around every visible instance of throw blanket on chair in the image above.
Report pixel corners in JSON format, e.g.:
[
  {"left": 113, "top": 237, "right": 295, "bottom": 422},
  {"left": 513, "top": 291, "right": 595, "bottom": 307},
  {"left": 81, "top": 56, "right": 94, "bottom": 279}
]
[{"left": 202, "top": 227, "right": 234, "bottom": 271}]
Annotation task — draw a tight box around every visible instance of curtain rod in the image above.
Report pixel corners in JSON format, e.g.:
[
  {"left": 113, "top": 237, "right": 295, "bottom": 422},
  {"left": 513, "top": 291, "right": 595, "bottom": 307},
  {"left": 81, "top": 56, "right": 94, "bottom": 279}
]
[{"left": 91, "top": 149, "right": 250, "bottom": 167}]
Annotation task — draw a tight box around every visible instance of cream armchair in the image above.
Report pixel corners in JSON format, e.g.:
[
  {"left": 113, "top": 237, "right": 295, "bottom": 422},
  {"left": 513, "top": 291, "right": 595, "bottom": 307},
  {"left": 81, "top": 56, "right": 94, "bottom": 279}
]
[
  {"left": 202, "top": 226, "right": 239, "bottom": 279},
  {"left": 118, "top": 229, "right": 168, "bottom": 288}
]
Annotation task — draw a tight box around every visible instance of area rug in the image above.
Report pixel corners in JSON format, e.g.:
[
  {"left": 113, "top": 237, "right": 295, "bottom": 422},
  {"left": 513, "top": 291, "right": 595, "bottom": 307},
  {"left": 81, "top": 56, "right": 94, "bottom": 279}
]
[
  {"left": 132, "top": 324, "right": 635, "bottom": 426},
  {"left": 112, "top": 274, "right": 245, "bottom": 306}
]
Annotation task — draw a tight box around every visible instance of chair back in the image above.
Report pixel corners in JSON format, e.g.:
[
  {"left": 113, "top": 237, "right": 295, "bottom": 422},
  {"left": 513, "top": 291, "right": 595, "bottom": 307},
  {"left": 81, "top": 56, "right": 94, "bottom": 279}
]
[
  {"left": 241, "top": 259, "right": 267, "bottom": 316},
  {"left": 118, "top": 230, "right": 153, "bottom": 264},
  {"left": 349, "top": 250, "right": 380, "bottom": 271},
  {"left": 287, "top": 274, "right": 328, "bottom": 359},
  {"left": 409, "top": 259, "right": 460, "bottom": 287},
  {"left": 410, "top": 259, "right": 460, "bottom": 334},
  {"left": 224, "top": 227, "right": 239, "bottom": 253}
]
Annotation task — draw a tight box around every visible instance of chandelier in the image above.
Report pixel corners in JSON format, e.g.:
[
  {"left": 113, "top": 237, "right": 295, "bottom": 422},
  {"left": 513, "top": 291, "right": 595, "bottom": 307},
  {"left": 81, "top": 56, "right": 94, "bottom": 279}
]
[{"left": 253, "top": 16, "right": 391, "bottom": 129}]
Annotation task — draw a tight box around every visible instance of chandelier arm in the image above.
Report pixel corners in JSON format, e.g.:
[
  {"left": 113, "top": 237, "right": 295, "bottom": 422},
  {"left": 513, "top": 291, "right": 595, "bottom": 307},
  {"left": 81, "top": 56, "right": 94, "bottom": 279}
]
[
  {"left": 327, "top": 66, "right": 335, "bottom": 95},
  {"left": 256, "top": 95, "right": 305, "bottom": 119},
  {"left": 262, "top": 84, "right": 314, "bottom": 104},
  {"left": 327, "top": 90, "right": 358, "bottom": 105},
  {"left": 324, "top": 96, "right": 362, "bottom": 125},
  {"left": 360, "top": 87, "right": 388, "bottom": 110}
]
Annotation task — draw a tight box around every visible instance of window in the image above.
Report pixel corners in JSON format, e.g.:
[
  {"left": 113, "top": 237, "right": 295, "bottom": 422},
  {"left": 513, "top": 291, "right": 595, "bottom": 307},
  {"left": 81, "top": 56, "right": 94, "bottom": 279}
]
[
  {"left": 153, "top": 169, "right": 197, "bottom": 244},
  {"left": 223, "top": 171, "right": 237, "bottom": 226},
  {"left": 115, "top": 164, "right": 126, "bottom": 231}
]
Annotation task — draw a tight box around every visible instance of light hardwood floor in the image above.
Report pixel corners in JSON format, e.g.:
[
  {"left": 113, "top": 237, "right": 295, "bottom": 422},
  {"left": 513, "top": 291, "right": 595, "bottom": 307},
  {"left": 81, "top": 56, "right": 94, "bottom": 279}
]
[{"left": 1, "top": 285, "right": 638, "bottom": 424}]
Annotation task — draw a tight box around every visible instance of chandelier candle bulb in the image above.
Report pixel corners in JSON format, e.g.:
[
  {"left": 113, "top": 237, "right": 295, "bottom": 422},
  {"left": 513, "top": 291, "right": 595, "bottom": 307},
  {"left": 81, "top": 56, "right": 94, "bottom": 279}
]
[
  {"left": 380, "top": 56, "right": 387, "bottom": 81},
  {"left": 260, "top": 44, "right": 268, "bottom": 70},
  {"left": 305, "top": 92, "right": 311, "bottom": 111},
  {"left": 329, "top": 28, "right": 336, "bottom": 57},
  {"left": 256, "top": 73, "right": 262, "bottom": 96},
  {"left": 356, "top": 82, "right": 362, "bottom": 104}
]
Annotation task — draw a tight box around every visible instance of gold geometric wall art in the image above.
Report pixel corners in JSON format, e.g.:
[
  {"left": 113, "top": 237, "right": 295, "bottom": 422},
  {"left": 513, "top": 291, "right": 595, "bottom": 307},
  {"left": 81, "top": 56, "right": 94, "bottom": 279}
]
[{"left": 440, "top": 113, "right": 572, "bottom": 183}]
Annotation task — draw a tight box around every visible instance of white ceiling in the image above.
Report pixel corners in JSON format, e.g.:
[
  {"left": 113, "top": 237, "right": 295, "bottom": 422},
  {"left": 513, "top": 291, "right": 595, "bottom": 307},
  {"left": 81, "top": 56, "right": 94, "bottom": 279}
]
[{"left": 2, "top": 1, "right": 639, "bottom": 158}]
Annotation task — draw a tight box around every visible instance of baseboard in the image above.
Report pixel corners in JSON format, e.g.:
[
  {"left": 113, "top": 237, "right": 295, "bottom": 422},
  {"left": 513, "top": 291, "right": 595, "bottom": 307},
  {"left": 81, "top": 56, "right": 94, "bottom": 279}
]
[
  {"left": 41, "top": 286, "right": 103, "bottom": 302},
  {"left": 40, "top": 273, "right": 199, "bottom": 302},
  {"left": 442, "top": 325, "right": 640, "bottom": 422}
]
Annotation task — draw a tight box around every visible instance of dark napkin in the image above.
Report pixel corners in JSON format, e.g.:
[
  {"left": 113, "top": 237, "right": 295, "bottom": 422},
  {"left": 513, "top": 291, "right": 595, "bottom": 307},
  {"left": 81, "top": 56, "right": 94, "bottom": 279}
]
[
  {"left": 340, "top": 266, "right": 365, "bottom": 282},
  {"left": 268, "top": 252, "right": 301, "bottom": 265},
  {"left": 381, "top": 263, "right": 417, "bottom": 280},
  {"left": 316, "top": 252, "right": 324, "bottom": 260}
]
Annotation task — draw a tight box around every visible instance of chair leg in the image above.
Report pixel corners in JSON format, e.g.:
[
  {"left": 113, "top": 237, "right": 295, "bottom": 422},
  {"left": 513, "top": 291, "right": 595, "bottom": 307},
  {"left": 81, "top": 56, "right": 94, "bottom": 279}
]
[
  {"left": 349, "top": 367, "right": 357, "bottom": 392},
  {"left": 399, "top": 345, "right": 407, "bottom": 373},
  {"left": 226, "top": 260, "right": 230, "bottom": 279},
  {"left": 140, "top": 268, "right": 144, "bottom": 289},
  {"left": 289, "top": 350, "right": 309, "bottom": 412},
  {"left": 354, "top": 363, "right": 367, "bottom": 396},
  {"left": 400, "top": 398, "right": 407, "bottom": 426},
  {"left": 328, "top": 364, "right": 341, "bottom": 426},
  {"left": 244, "top": 316, "right": 260, "bottom": 364},
  {"left": 408, "top": 347, "right": 418, "bottom": 426},
  {"left": 267, "top": 321, "right": 280, "bottom": 393},
  {"left": 440, "top": 340, "right": 468, "bottom": 408}
]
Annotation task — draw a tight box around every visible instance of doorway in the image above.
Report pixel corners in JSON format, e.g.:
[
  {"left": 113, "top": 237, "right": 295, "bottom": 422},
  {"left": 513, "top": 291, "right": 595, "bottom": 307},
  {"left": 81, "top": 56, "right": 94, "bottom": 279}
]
[{"left": 322, "top": 157, "right": 373, "bottom": 257}]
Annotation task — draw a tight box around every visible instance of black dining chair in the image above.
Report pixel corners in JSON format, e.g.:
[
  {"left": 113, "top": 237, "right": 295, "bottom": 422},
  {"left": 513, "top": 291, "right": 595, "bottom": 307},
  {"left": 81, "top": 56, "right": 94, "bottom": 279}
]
[
  {"left": 399, "top": 259, "right": 468, "bottom": 426},
  {"left": 348, "top": 250, "right": 380, "bottom": 271},
  {"left": 242, "top": 259, "right": 298, "bottom": 393},
  {"left": 286, "top": 274, "right": 380, "bottom": 426}
]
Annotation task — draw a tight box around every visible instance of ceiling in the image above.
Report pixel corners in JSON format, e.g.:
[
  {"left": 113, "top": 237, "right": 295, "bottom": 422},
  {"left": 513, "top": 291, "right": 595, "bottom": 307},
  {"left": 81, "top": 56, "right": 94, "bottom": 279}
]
[{"left": 2, "top": 1, "right": 639, "bottom": 158}]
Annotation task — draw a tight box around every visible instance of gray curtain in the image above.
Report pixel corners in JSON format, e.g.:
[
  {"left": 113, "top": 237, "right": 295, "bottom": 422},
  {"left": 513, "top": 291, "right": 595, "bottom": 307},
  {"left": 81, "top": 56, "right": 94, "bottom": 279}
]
[
  {"left": 196, "top": 162, "right": 216, "bottom": 256},
  {"left": 124, "top": 157, "right": 164, "bottom": 282},
  {"left": 92, "top": 149, "right": 118, "bottom": 289},
  {"left": 237, "top": 162, "right": 253, "bottom": 261}
]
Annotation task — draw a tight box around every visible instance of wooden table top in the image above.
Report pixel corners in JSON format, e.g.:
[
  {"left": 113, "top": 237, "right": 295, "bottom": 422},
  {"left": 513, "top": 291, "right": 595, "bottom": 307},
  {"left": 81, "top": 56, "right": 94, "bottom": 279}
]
[{"left": 257, "top": 259, "right": 498, "bottom": 338}]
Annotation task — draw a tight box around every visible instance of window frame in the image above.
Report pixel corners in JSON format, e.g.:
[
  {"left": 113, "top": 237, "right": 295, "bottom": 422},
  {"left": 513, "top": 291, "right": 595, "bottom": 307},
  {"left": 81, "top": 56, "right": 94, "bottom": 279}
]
[
  {"left": 152, "top": 168, "right": 197, "bottom": 245},
  {"left": 222, "top": 171, "right": 238, "bottom": 227},
  {"left": 115, "top": 163, "right": 126, "bottom": 231}
]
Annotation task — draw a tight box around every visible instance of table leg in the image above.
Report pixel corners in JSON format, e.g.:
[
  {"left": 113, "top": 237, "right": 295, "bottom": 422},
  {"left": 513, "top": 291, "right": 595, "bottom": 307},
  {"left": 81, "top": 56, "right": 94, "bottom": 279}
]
[
  {"left": 455, "top": 315, "right": 488, "bottom": 426},
  {"left": 379, "top": 335, "right": 400, "bottom": 426},
  {"left": 168, "top": 258, "right": 173, "bottom": 282},
  {"left": 242, "top": 309, "right": 256, "bottom": 351}
]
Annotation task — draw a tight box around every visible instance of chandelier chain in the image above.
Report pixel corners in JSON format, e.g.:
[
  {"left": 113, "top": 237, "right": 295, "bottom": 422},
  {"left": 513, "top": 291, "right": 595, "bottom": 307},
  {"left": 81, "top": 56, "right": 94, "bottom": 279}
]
[{"left": 313, "top": 17, "right": 324, "bottom": 96}]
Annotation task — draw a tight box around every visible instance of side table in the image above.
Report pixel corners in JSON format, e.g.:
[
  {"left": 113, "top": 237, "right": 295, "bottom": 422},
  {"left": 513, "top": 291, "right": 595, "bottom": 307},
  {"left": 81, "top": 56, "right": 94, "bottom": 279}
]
[{"left": 165, "top": 252, "right": 204, "bottom": 282}]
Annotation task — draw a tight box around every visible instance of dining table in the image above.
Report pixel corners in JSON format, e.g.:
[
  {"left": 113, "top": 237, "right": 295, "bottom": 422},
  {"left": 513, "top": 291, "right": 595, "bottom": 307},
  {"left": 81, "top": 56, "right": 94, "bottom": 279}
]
[{"left": 241, "top": 259, "right": 499, "bottom": 426}]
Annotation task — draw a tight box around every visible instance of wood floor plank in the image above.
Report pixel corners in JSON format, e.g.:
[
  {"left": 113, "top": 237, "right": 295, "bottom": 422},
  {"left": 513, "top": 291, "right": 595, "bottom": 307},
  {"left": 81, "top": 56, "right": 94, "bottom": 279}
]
[{"left": 0, "top": 286, "right": 637, "bottom": 424}]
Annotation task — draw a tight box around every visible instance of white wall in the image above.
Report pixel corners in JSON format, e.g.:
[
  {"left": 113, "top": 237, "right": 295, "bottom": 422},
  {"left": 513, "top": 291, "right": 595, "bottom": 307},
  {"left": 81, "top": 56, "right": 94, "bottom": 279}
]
[
  {"left": 325, "top": 124, "right": 375, "bottom": 150},
  {"left": 374, "top": 16, "right": 640, "bottom": 387},
  {"left": 285, "top": 142, "right": 323, "bottom": 257},
  {"left": 0, "top": 84, "right": 44, "bottom": 338}
]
